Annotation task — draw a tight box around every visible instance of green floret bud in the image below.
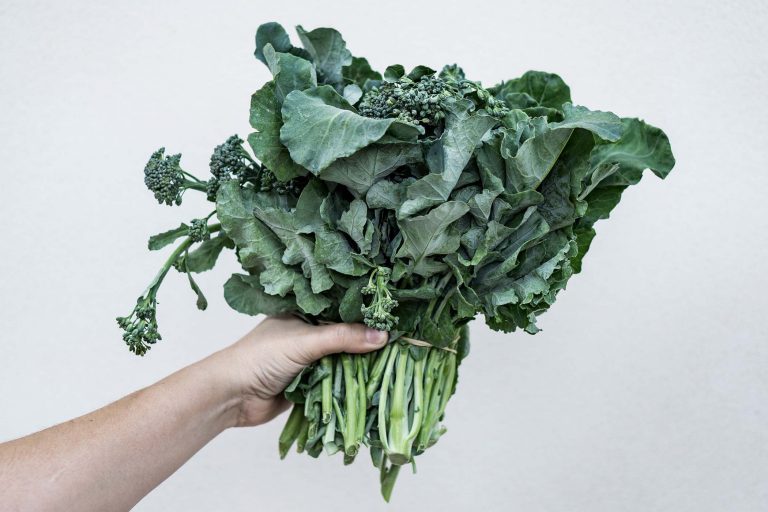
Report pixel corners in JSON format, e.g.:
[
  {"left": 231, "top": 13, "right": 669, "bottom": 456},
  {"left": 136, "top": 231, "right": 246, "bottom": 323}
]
[
  {"left": 205, "top": 134, "right": 303, "bottom": 199},
  {"left": 361, "top": 266, "right": 398, "bottom": 331},
  {"left": 143, "top": 148, "right": 207, "bottom": 206},
  {"left": 188, "top": 218, "right": 210, "bottom": 243},
  {"left": 209, "top": 135, "right": 254, "bottom": 181},
  {"left": 358, "top": 75, "right": 451, "bottom": 127},
  {"left": 143, "top": 148, "right": 186, "bottom": 206},
  {"left": 116, "top": 294, "right": 160, "bottom": 356}
]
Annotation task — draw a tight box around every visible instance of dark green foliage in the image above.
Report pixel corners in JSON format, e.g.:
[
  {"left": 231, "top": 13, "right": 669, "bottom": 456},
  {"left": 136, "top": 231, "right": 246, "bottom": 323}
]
[{"left": 121, "top": 21, "right": 675, "bottom": 500}]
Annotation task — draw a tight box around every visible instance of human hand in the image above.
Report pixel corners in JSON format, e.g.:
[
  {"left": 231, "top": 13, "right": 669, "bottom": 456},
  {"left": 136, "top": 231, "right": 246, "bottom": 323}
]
[{"left": 208, "top": 317, "right": 388, "bottom": 428}]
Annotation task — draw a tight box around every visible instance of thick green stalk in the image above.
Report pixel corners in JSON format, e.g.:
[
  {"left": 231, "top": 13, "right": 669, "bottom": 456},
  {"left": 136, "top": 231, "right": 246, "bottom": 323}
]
[
  {"left": 387, "top": 344, "right": 411, "bottom": 465},
  {"left": 341, "top": 354, "right": 359, "bottom": 456},
  {"left": 320, "top": 356, "right": 333, "bottom": 424},
  {"left": 417, "top": 350, "right": 445, "bottom": 452},
  {"left": 278, "top": 404, "right": 305, "bottom": 459},
  {"left": 404, "top": 356, "right": 425, "bottom": 449},
  {"left": 377, "top": 346, "right": 399, "bottom": 454},
  {"left": 366, "top": 343, "right": 392, "bottom": 400},
  {"left": 356, "top": 359, "right": 367, "bottom": 447}
]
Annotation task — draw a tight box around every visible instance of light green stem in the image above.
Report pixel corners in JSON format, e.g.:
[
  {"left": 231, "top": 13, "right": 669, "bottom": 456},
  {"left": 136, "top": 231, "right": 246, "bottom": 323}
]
[
  {"left": 320, "top": 356, "right": 332, "bottom": 424},
  {"left": 341, "top": 354, "right": 359, "bottom": 456}
]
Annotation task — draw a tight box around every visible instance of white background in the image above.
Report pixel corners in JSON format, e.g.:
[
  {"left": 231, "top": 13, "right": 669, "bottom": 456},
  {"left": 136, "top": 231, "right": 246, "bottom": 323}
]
[{"left": 1, "top": 1, "right": 767, "bottom": 510}]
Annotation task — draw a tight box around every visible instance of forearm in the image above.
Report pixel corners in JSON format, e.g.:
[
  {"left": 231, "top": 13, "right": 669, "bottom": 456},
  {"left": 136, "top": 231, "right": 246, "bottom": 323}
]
[{"left": 0, "top": 349, "right": 240, "bottom": 512}]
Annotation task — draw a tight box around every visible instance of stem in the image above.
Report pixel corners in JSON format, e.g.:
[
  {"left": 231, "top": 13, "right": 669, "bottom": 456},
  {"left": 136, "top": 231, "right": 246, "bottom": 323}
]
[
  {"left": 143, "top": 237, "right": 194, "bottom": 296},
  {"left": 404, "top": 356, "right": 425, "bottom": 447},
  {"left": 356, "top": 358, "right": 367, "bottom": 446},
  {"left": 366, "top": 344, "right": 392, "bottom": 400},
  {"left": 321, "top": 356, "right": 332, "bottom": 424},
  {"left": 418, "top": 350, "right": 444, "bottom": 452},
  {"left": 434, "top": 287, "right": 456, "bottom": 321},
  {"left": 387, "top": 344, "right": 410, "bottom": 465},
  {"left": 377, "top": 346, "right": 399, "bottom": 454},
  {"left": 143, "top": 223, "right": 221, "bottom": 297},
  {"left": 341, "top": 355, "right": 359, "bottom": 456},
  {"left": 278, "top": 404, "right": 305, "bottom": 459}
]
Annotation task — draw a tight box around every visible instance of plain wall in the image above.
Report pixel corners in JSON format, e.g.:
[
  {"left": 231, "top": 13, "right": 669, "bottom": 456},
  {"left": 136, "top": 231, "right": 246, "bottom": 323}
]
[{"left": 0, "top": 0, "right": 766, "bottom": 510}]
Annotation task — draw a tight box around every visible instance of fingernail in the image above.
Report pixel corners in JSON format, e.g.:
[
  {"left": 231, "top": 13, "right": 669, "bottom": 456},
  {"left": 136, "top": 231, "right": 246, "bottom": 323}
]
[{"left": 365, "top": 328, "right": 388, "bottom": 346}]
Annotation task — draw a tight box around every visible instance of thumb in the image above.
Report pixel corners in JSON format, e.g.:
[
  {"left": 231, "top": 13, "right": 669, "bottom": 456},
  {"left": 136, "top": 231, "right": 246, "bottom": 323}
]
[{"left": 293, "top": 323, "right": 388, "bottom": 364}]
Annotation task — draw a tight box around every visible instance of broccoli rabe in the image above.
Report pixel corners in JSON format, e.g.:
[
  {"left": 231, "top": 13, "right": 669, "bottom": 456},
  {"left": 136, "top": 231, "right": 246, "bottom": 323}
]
[
  {"left": 358, "top": 75, "right": 451, "bottom": 126},
  {"left": 206, "top": 135, "right": 304, "bottom": 199},
  {"left": 143, "top": 148, "right": 207, "bottom": 206},
  {"left": 358, "top": 66, "right": 509, "bottom": 128},
  {"left": 188, "top": 218, "right": 211, "bottom": 242},
  {"left": 116, "top": 294, "right": 160, "bottom": 356},
  {"left": 361, "top": 266, "right": 399, "bottom": 331},
  {"left": 117, "top": 236, "right": 194, "bottom": 355}
]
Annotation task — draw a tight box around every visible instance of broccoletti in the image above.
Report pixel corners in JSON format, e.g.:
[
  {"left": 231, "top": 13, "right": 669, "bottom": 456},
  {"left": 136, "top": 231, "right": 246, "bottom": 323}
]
[{"left": 118, "top": 21, "right": 675, "bottom": 500}]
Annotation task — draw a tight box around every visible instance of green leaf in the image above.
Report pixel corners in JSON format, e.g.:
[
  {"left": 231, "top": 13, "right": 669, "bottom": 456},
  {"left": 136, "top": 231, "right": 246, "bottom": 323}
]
[
  {"left": 281, "top": 86, "right": 401, "bottom": 173},
  {"left": 296, "top": 25, "right": 352, "bottom": 86},
  {"left": 399, "top": 101, "right": 496, "bottom": 217},
  {"left": 148, "top": 223, "right": 188, "bottom": 250},
  {"left": 292, "top": 274, "right": 332, "bottom": 315},
  {"left": 505, "top": 127, "right": 573, "bottom": 192},
  {"left": 551, "top": 103, "right": 623, "bottom": 141},
  {"left": 579, "top": 185, "right": 626, "bottom": 227},
  {"left": 294, "top": 178, "right": 328, "bottom": 232},
  {"left": 365, "top": 180, "right": 408, "bottom": 211},
  {"left": 497, "top": 71, "right": 571, "bottom": 109},
  {"left": 184, "top": 267, "right": 208, "bottom": 310},
  {"left": 590, "top": 118, "right": 676, "bottom": 181},
  {"left": 572, "top": 226, "right": 596, "bottom": 274},
  {"left": 248, "top": 81, "right": 308, "bottom": 181},
  {"left": 339, "top": 278, "right": 366, "bottom": 322},
  {"left": 407, "top": 65, "right": 436, "bottom": 80},
  {"left": 252, "top": 206, "right": 334, "bottom": 293},
  {"left": 342, "top": 57, "right": 382, "bottom": 88},
  {"left": 383, "top": 64, "right": 405, "bottom": 82},
  {"left": 255, "top": 22, "right": 293, "bottom": 64},
  {"left": 184, "top": 234, "right": 229, "bottom": 273},
  {"left": 321, "top": 144, "right": 421, "bottom": 196},
  {"left": 338, "top": 199, "right": 368, "bottom": 252},
  {"left": 263, "top": 44, "right": 318, "bottom": 102},
  {"left": 395, "top": 201, "right": 470, "bottom": 266},
  {"left": 314, "top": 226, "right": 371, "bottom": 276},
  {"left": 343, "top": 84, "right": 363, "bottom": 105},
  {"left": 216, "top": 181, "right": 294, "bottom": 296},
  {"left": 224, "top": 273, "right": 295, "bottom": 316}
]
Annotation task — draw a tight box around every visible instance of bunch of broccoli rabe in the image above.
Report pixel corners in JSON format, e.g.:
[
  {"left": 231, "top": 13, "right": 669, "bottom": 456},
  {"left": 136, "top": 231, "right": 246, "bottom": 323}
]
[{"left": 118, "top": 22, "right": 675, "bottom": 500}]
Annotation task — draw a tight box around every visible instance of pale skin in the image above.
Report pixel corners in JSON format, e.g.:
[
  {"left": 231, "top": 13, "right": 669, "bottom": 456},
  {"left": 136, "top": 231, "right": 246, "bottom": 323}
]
[{"left": 0, "top": 317, "right": 388, "bottom": 512}]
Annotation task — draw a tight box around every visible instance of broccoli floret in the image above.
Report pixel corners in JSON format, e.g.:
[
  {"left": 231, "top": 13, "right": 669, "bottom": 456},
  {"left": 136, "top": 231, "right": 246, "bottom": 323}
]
[
  {"left": 188, "top": 218, "right": 210, "bottom": 242},
  {"left": 358, "top": 70, "right": 508, "bottom": 126},
  {"left": 358, "top": 75, "right": 452, "bottom": 126},
  {"left": 258, "top": 168, "right": 304, "bottom": 195},
  {"left": 206, "top": 135, "right": 256, "bottom": 200},
  {"left": 361, "top": 266, "right": 399, "bottom": 331},
  {"left": 143, "top": 148, "right": 207, "bottom": 206},
  {"left": 117, "top": 294, "right": 160, "bottom": 356},
  {"left": 209, "top": 135, "right": 256, "bottom": 181}
]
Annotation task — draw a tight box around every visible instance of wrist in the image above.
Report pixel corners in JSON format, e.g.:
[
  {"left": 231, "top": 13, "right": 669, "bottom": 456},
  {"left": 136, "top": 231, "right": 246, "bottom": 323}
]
[{"left": 191, "top": 349, "right": 245, "bottom": 431}]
